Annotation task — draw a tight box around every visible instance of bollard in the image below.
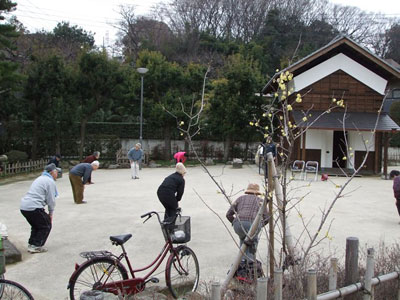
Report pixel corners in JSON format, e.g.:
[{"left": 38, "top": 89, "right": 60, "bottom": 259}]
[
  {"left": 274, "top": 269, "right": 282, "bottom": 300},
  {"left": 211, "top": 281, "right": 221, "bottom": 300},
  {"left": 329, "top": 258, "right": 338, "bottom": 291},
  {"left": 344, "top": 237, "right": 359, "bottom": 300},
  {"left": 79, "top": 290, "right": 104, "bottom": 300},
  {"left": 307, "top": 269, "right": 317, "bottom": 300},
  {"left": 0, "top": 234, "right": 5, "bottom": 275},
  {"left": 363, "top": 248, "right": 375, "bottom": 300},
  {"left": 257, "top": 277, "right": 268, "bottom": 300}
]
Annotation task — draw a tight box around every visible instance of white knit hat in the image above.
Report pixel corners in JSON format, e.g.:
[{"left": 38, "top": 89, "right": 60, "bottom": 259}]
[{"left": 176, "top": 162, "right": 187, "bottom": 175}]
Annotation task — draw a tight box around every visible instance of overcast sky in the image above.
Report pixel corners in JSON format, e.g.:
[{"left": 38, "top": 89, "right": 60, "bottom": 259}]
[{"left": 9, "top": 0, "right": 400, "bottom": 46}]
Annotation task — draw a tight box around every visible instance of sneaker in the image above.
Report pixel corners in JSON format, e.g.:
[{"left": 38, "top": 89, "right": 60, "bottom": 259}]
[
  {"left": 135, "top": 176, "right": 139, "bottom": 179},
  {"left": 28, "top": 245, "right": 48, "bottom": 253}
]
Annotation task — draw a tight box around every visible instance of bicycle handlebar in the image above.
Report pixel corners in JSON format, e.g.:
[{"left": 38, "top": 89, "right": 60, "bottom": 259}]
[{"left": 140, "top": 209, "right": 182, "bottom": 225}]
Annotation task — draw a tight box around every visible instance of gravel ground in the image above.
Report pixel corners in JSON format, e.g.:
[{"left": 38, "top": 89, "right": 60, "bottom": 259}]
[{"left": 0, "top": 164, "right": 399, "bottom": 299}]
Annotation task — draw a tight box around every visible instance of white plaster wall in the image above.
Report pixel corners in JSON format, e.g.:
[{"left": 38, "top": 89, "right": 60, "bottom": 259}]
[
  {"left": 121, "top": 139, "right": 259, "bottom": 159},
  {"left": 305, "top": 129, "right": 333, "bottom": 168},
  {"left": 293, "top": 53, "right": 388, "bottom": 95},
  {"left": 347, "top": 131, "right": 375, "bottom": 167}
]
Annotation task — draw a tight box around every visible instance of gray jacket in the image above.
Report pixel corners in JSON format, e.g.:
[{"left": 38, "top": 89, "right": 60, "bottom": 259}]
[
  {"left": 127, "top": 148, "right": 143, "bottom": 162},
  {"left": 20, "top": 174, "right": 57, "bottom": 215}
]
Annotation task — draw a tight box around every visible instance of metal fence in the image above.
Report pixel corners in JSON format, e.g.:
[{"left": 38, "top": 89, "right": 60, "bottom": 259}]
[{"left": 389, "top": 147, "right": 400, "bottom": 164}]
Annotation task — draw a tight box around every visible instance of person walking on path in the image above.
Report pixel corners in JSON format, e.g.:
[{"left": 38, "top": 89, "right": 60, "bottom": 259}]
[
  {"left": 174, "top": 151, "right": 188, "bottom": 164},
  {"left": 157, "top": 163, "right": 186, "bottom": 225},
  {"left": 127, "top": 143, "right": 143, "bottom": 179},
  {"left": 20, "top": 163, "right": 60, "bottom": 253},
  {"left": 226, "top": 183, "right": 268, "bottom": 261},
  {"left": 390, "top": 170, "right": 400, "bottom": 223},
  {"left": 82, "top": 151, "right": 100, "bottom": 163},
  {"left": 69, "top": 161, "right": 99, "bottom": 204}
]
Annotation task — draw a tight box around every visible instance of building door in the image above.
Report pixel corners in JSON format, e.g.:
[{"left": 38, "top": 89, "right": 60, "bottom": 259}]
[{"left": 332, "top": 131, "right": 347, "bottom": 168}]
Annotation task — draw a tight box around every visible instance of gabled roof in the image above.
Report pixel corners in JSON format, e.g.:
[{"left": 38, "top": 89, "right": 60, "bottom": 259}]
[{"left": 262, "top": 35, "right": 400, "bottom": 94}]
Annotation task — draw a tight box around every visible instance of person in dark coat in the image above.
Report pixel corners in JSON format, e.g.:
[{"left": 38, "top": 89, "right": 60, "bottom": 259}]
[
  {"left": 157, "top": 163, "right": 186, "bottom": 223},
  {"left": 48, "top": 154, "right": 62, "bottom": 178},
  {"left": 262, "top": 137, "right": 277, "bottom": 179},
  {"left": 82, "top": 151, "right": 100, "bottom": 163},
  {"left": 390, "top": 170, "right": 400, "bottom": 223},
  {"left": 47, "top": 154, "right": 61, "bottom": 167}
]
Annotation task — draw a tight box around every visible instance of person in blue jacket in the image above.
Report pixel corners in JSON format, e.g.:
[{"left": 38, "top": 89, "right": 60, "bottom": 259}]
[{"left": 127, "top": 143, "right": 143, "bottom": 179}]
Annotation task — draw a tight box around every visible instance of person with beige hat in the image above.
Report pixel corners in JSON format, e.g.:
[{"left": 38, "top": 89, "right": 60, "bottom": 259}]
[
  {"left": 157, "top": 163, "right": 187, "bottom": 224},
  {"left": 226, "top": 183, "right": 268, "bottom": 261}
]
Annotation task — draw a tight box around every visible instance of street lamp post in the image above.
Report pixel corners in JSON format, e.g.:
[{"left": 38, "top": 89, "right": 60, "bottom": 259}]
[{"left": 137, "top": 67, "right": 148, "bottom": 147}]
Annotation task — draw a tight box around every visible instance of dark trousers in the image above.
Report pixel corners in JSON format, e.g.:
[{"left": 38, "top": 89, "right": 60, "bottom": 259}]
[
  {"left": 157, "top": 188, "right": 178, "bottom": 223},
  {"left": 21, "top": 208, "right": 52, "bottom": 247},
  {"left": 396, "top": 199, "right": 400, "bottom": 216}
]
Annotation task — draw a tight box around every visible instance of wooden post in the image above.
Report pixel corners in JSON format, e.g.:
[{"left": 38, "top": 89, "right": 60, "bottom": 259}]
[
  {"left": 384, "top": 133, "right": 389, "bottom": 179},
  {"left": 329, "top": 258, "right": 338, "bottom": 291},
  {"left": 344, "top": 237, "right": 359, "bottom": 300},
  {"left": 257, "top": 277, "right": 268, "bottom": 300},
  {"left": 301, "top": 133, "right": 306, "bottom": 162},
  {"left": 274, "top": 269, "right": 282, "bottom": 300},
  {"left": 374, "top": 132, "right": 380, "bottom": 174},
  {"left": 268, "top": 159, "right": 274, "bottom": 279},
  {"left": 307, "top": 269, "right": 317, "bottom": 300},
  {"left": 211, "top": 282, "right": 221, "bottom": 300},
  {"left": 363, "top": 248, "right": 375, "bottom": 300}
]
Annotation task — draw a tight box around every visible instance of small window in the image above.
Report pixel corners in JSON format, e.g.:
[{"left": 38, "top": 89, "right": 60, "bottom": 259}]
[{"left": 393, "top": 89, "right": 400, "bottom": 99}]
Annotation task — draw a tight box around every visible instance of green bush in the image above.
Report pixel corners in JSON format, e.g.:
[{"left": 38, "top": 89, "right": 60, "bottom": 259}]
[
  {"left": 390, "top": 132, "right": 400, "bottom": 147},
  {"left": 4, "top": 150, "right": 28, "bottom": 163}
]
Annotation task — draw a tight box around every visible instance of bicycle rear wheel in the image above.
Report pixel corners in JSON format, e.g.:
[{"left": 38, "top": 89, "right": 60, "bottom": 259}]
[
  {"left": 68, "top": 257, "right": 128, "bottom": 300},
  {"left": 0, "top": 279, "right": 34, "bottom": 300},
  {"left": 166, "top": 245, "right": 199, "bottom": 299}
]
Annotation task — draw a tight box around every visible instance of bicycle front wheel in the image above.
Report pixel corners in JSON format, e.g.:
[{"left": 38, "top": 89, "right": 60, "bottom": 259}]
[
  {"left": 166, "top": 245, "right": 199, "bottom": 299},
  {"left": 68, "top": 257, "right": 128, "bottom": 300},
  {"left": 0, "top": 279, "right": 34, "bottom": 300}
]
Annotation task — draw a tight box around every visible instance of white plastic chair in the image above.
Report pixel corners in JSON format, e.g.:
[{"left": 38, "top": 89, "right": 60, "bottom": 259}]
[
  {"left": 305, "top": 161, "right": 319, "bottom": 181},
  {"left": 291, "top": 160, "right": 305, "bottom": 180}
]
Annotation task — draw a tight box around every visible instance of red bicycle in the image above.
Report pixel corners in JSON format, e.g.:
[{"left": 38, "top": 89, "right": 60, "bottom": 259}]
[{"left": 67, "top": 210, "right": 199, "bottom": 299}]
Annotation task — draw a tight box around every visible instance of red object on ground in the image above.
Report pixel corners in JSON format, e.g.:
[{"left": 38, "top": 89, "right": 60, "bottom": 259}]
[{"left": 321, "top": 173, "right": 329, "bottom": 181}]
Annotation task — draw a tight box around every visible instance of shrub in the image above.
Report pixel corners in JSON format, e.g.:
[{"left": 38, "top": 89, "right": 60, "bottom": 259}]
[{"left": 4, "top": 150, "right": 28, "bottom": 163}]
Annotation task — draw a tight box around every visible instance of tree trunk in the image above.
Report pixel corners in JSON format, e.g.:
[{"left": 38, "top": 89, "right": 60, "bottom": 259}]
[
  {"left": 223, "top": 135, "right": 232, "bottom": 161},
  {"left": 31, "top": 113, "right": 40, "bottom": 159},
  {"left": 55, "top": 126, "right": 61, "bottom": 155},
  {"left": 184, "top": 137, "right": 189, "bottom": 155},
  {"left": 244, "top": 140, "right": 249, "bottom": 161},
  {"left": 79, "top": 118, "right": 87, "bottom": 160},
  {"left": 163, "top": 125, "right": 171, "bottom": 160}
]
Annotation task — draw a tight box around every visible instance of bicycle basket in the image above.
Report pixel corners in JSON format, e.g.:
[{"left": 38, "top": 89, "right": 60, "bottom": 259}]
[{"left": 171, "top": 216, "right": 191, "bottom": 243}]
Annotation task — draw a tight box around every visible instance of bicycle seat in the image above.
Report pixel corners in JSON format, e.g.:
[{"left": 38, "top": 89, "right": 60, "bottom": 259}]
[{"left": 110, "top": 234, "right": 132, "bottom": 245}]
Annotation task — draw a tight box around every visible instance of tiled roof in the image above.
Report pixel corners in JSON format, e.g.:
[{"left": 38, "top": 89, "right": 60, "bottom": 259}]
[{"left": 292, "top": 110, "right": 400, "bottom": 132}]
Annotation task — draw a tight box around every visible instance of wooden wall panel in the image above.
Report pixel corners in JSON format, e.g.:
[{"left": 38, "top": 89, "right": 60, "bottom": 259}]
[{"left": 292, "top": 70, "right": 383, "bottom": 113}]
